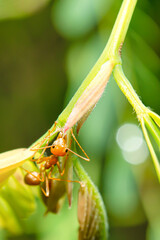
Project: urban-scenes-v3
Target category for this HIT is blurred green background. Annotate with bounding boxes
[0,0,160,239]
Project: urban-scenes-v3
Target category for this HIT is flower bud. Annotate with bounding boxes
[64,60,114,132]
[78,185,106,240]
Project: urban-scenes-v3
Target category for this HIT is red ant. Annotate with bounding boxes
[23,128,89,197]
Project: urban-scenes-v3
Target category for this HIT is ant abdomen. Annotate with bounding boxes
[24,171,41,185]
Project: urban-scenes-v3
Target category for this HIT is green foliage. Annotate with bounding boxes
[0,0,50,20]
[52,0,111,39]
[0,163,37,235]
[0,0,159,239]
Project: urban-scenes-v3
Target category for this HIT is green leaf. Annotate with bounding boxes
[0,162,37,234]
[0,196,22,234]
[140,119,160,183]
[0,170,36,219]
[144,116,160,150]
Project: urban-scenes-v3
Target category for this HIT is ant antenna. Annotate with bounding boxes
[31,122,58,152]
[66,148,89,161]
[32,145,54,150]
[70,128,90,161]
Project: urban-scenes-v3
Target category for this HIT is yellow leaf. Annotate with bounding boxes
[0,148,33,185]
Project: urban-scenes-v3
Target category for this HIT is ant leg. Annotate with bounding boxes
[31,134,57,151]
[30,155,48,164]
[31,130,52,159]
[45,175,49,196]
[48,175,85,188]
[31,155,52,164]
[39,167,50,197]
[32,145,54,150]
[31,132,50,151]
[36,156,51,164]
[37,133,51,158]
[41,175,50,197]
[31,121,58,151]
[31,125,57,162]
[56,161,65,176]
[56,148,69,176]
[30,158,38,162]
[30,134,50,162]
[31,156,55,165]
[47,165,55,179]
[41,187,48,197]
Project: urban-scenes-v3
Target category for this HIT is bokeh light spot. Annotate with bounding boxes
[116,123,149,165]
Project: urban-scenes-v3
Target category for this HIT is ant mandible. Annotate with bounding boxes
[23,127,89,197]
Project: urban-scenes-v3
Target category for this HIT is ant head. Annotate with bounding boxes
[50,137,67,156]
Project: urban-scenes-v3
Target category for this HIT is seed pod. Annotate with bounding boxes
[78,186,88,232]
[78,185,107,240]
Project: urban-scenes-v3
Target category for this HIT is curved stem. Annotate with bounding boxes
[113,64,145,114]
[114,65,160,181]
[58,0,138,127]
[113,64,160,147]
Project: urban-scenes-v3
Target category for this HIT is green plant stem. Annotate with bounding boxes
[114,65,160,181]
[107,0,137,61]
[113,64,146,114]
[113,65,160,145]
[57,0,138,128]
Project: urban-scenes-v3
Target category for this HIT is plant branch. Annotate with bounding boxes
[113,64,146,114]
[57,0,138,128]
[113,64,160,182]
[107,0,137,61]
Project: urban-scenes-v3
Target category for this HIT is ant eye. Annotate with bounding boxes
[52,146,55,148]
[65,149,68,153]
